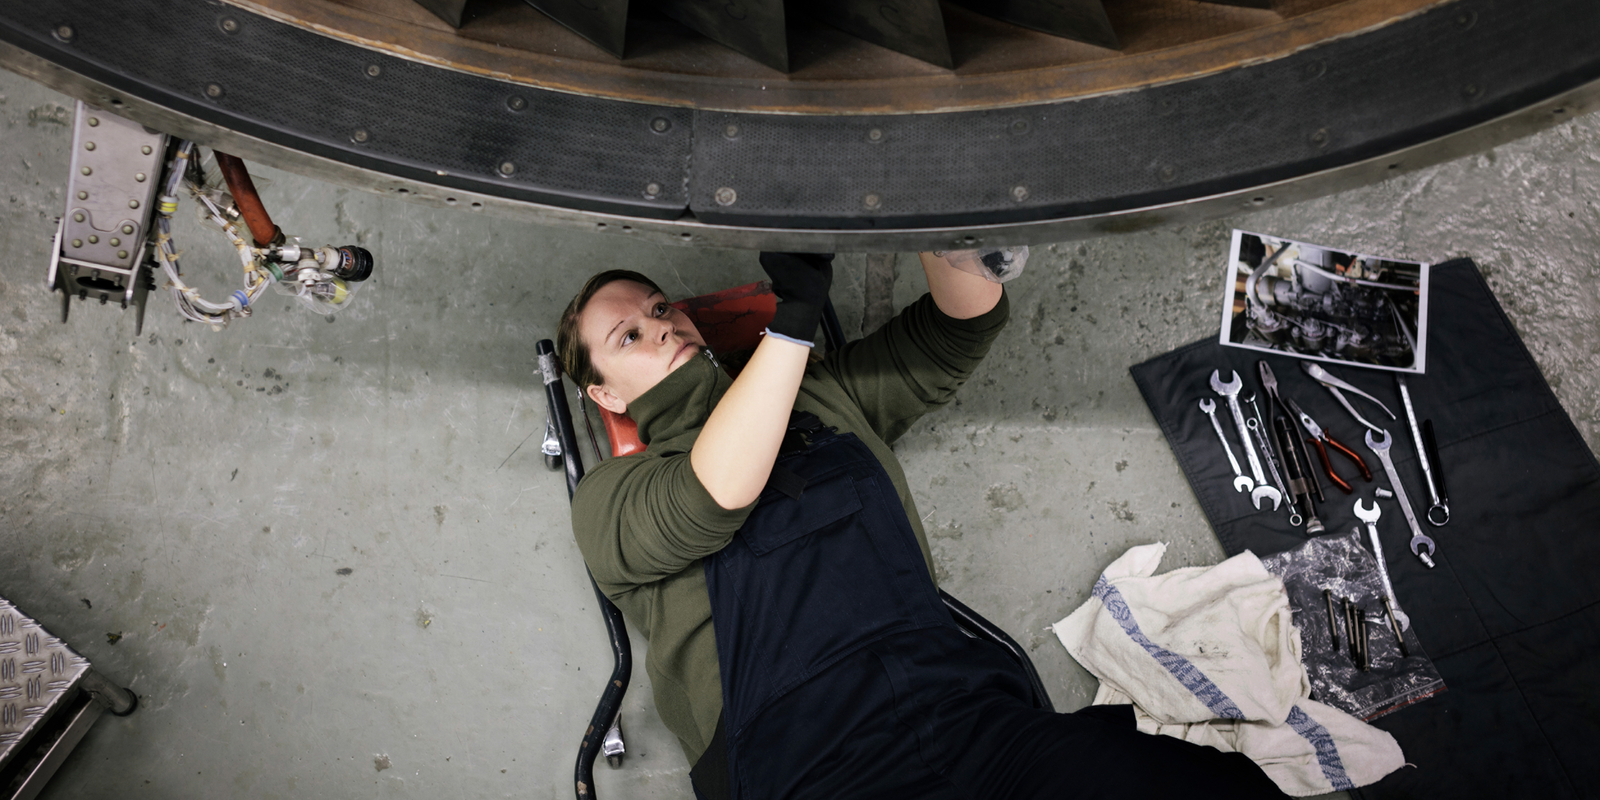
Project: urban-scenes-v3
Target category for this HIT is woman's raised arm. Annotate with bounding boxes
[690,253,834,510]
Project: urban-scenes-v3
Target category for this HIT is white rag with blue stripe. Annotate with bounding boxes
[1053,543,1404,796]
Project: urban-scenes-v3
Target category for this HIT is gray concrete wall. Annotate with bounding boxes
[1,67,1596,799]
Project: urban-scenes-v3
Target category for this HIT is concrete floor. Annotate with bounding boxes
[2,65,1598,800]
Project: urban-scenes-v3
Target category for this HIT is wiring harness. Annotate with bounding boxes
[152,141,372,326]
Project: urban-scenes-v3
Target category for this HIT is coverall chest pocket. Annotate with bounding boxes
[708,435,951,736]
[741,473,862,556]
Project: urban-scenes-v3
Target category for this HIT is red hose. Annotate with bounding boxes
[213,151,281,247]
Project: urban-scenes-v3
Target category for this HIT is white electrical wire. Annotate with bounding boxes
[149,140,283,325]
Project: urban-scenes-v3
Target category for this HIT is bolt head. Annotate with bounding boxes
[87,118,99,127]
[80,167,92,176]
[714,187,737,206]
[724,124,739,139]
[1158,165,1176,182]
[1011,185,1029,202]
[507,96,527,111]
[651,117,671,133]
[84,141,96,151]
[122,224,134,234]
[366,64,381,77]
[1010,119,1030,135]
[644,182,662,198]
[352,129,370,143]
[54,25,74,41]
[863,193,882,209]
[867,128,884,142]
[499,161,517,176]
[129,200,140,209]
[220,18,239,33]
[205,83,224,99]
[77,191,88,200]
[88,235,99,244]
[118,250,129,259]
[71,239,82,248]
[135,172,147,182]
[110,237,120,246]
[1310,129,1329,146]
[73,213,85,223]
[140,145,152,155]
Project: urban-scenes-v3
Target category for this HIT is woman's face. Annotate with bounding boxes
[580,279,706,414]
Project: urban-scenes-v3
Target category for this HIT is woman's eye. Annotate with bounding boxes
[621,330,637,346]
[654,302,669,316]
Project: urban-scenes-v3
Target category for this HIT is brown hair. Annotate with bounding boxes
[556,269,667,391]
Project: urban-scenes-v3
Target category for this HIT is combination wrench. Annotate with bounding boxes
[1200,399,1252,493]
[1211,370,1282,510]
[1365,429,1437,568]
[1246,392,1300,526]
[1353,499,1410,631]
[1396,376,1450,526]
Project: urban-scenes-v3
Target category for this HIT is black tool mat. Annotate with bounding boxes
[1129,259,1600,799]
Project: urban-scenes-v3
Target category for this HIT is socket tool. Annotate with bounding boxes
[1302,362,1396,433]
[1365,429,1437,568]
[1422,420,1451,526]
[1211,370,1282,510]
[1287,399,1372,494]
[1200,398,1252,494]
[1354,499,1410,631]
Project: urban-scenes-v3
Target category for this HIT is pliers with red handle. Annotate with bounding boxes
[1287,399,1372,494]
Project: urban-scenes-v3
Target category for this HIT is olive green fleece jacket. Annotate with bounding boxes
[570,291,1009,767]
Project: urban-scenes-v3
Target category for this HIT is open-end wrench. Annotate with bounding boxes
[1353,499,1410,631]
[1211,370,1282,510]
[1200,399,1252,493]
[1365,429,1437,568]
[1396,376,1450,526]
[1246,392,1301,526]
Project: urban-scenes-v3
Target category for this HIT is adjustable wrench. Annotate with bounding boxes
[1211,370,1282,510]
[1365,429,1437,568]
[1353,499,1410,631]
[1246,392,1300,526]
[1200,399,1252,493]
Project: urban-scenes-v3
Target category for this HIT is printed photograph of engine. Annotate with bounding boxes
[1220,231,1430,373]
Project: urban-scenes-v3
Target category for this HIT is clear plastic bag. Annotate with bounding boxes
[934,246,1029,283]
[1259,531,1446,720]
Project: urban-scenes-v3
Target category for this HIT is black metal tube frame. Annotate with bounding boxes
[538,339,633,800]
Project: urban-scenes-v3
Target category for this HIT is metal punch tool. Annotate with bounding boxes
[1302,362,1396,433]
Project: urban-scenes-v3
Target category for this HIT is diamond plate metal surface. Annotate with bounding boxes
[0,597,91,769]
